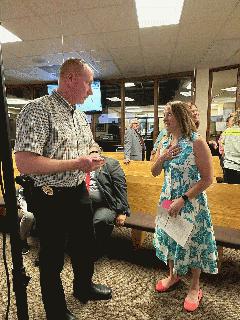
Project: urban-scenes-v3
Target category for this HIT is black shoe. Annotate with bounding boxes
[22,241,30,255]
[64,310,77,320]
[73,283,112,303]
[34,259,40,267]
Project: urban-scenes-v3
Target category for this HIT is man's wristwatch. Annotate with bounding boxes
[181,194,189,202]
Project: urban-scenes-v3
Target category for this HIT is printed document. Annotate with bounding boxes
[155,201,194,247]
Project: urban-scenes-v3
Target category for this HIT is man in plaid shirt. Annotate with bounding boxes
[15,59,112,320]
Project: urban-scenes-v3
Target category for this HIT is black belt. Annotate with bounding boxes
[35,182,84,196]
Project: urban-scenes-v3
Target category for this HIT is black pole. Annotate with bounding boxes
[0,45,29,319]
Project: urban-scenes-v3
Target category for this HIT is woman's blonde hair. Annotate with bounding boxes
[187,101,200,129]
[167,101,197,139]
[232,111,240,126]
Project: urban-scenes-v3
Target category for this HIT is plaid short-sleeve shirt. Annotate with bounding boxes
[15,90,95,187]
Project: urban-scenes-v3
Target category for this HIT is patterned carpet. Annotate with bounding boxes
[0,228,239,320]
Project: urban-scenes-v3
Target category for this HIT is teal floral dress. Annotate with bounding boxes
[153,132,218,276]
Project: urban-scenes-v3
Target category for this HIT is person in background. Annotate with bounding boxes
[124,118,145,164]
[14,58,112,320]
[218,114,235,159]
[187,102,200,129]
[188,102,220,156]
[221,111,240,184]
[17,188,35,255]
[86,143,130,257]
[150,128,167,161]
[151,101,218,312]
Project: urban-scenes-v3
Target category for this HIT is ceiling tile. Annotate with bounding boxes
[3,16,57,41]
[142,46,174,59]
[98,60,121,79]
[103,30,140,49]
[109,46,142,61]
[63,33,106,51]
[86,5,138,33]
[178,21,220,42]
[26,0,133,15]
[0,0,33,20]
[216,17,240,40]
[200,39,240,65]
[40,12,94,38]
[139,25,178,48]
[180,0,239,23]
[2,38,63,58]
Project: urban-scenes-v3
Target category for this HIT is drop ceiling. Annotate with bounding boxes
[0,0,240,85]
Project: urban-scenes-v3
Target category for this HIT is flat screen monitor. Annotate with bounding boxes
[47,80,102,113]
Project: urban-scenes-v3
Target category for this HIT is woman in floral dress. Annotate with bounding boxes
[151,101,218,312]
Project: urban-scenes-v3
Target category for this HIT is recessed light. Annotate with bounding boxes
[125,82,135,87]
[135,0,184,28]
[221,87,237,92]
[0,25,22,43]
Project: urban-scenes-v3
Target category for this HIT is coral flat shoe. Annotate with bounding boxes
[155,277,180,292]
[184,289,203,312]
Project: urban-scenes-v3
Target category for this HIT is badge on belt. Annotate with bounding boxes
[42,186,54,196]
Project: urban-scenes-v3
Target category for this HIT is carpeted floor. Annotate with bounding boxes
[0,228,240,320]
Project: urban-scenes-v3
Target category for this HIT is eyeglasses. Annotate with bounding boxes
[89,151,99,154]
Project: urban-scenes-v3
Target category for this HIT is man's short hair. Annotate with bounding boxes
[59,58,86,78]
[89,143,101,154]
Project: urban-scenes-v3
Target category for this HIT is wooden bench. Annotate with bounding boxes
[125,179,240,268]
[212,156,223,183]
[102,152,124,160]
[125,212,240,249]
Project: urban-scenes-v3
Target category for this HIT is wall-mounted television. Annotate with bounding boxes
[47,80,102,113]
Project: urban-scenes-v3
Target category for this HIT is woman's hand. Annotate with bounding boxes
[168,197,185,218]
[162,145,181,161]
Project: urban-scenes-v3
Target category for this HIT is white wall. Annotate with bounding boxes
[195,68,209,139]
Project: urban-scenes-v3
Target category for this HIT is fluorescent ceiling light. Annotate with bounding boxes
[180,91,191,97]
[125,82,135,87]
[126,109,143,113]
[126,106,140,109]
[135,0,184,28]
[106,97,135,102]
[7,97,31,105]
[221,87,237,92]
[106,97,121,102]
[7,106,21,110]
[0,25,22,43]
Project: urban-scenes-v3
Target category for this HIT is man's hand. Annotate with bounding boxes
[123,159,130,165]
[115,214,126,226]
[76,156,105,172]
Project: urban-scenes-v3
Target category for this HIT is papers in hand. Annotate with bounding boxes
[155,200,194,247]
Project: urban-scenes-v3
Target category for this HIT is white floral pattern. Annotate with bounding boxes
[154,132,218,276]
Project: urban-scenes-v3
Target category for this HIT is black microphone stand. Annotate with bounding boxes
[0,44,29,319]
